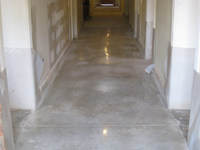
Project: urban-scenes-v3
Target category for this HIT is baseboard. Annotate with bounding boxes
[39,40,73,106]
[152,68,168,107]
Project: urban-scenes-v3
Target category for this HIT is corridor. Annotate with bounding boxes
[11,8,187,150]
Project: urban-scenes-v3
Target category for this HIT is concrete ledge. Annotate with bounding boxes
[39,40,73,107]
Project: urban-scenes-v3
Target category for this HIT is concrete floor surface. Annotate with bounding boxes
[11,8,187,150]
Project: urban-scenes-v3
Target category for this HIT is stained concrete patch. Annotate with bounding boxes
[95,81,115,93]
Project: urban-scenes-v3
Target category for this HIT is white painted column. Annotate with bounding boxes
[1,0,37,109]
[194,1,200,73]
[167,0,198,109]
[145,0,154,60]
[188,0,200,149]
[0,0,14,149]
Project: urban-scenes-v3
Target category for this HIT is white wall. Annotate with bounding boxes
[124,0,129,16]
[0,0,14,149]
[171,0,198,48]
[31,0,74,105]
[1,0,37,109]
[31,0,71,81]
[188,0,200,149]
[145,0,154,60]
[1,0,74,109]
[154,0,172,91]
[167,0,197,109]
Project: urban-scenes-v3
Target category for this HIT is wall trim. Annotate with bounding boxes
[39,40,73,107]
[152,68,166,103]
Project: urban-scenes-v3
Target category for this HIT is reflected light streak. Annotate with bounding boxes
[104,47,109,60]
[79,58,85,60]
[103,129,107,134]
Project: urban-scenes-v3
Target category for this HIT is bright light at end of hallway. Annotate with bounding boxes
[107,33,110,37]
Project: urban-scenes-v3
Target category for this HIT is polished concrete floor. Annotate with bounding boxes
[11,8,187,150]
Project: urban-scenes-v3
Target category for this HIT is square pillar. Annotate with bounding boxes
[1,0,37,110]
[166,0,198,109]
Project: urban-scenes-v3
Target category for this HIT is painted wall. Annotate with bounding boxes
[73,0,83,38]
[166,0,197,109]
[90,0,96,14]
[31,0,74,105]
[121,0,125,14]
[188,0,200,149]
[154,0,172,89]
[1,0,73,109]
[188,72,200,150]
[152,0,197,110]
[139,0,146,49]
[0,1,14,149]
[31,0,71,81]
[133,0,138,38]
[128,0,132,25]
[95,0,100,6]
[77,0,84,34]
[128,0,136,36]
[1,0,37,109]
[144,0,154,60]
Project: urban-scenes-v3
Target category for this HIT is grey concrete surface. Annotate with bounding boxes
[11,8,187,150]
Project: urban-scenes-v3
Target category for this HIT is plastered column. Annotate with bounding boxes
[145,0,154,60]
[167,0,198,109]
[0,0,14,149]
[1,0,37,109]
[188,0,200,149]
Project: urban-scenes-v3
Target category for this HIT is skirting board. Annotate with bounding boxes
[39,40,73,106]
[152,68,167,107]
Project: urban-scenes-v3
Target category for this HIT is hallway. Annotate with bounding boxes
[11,8,187,150]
